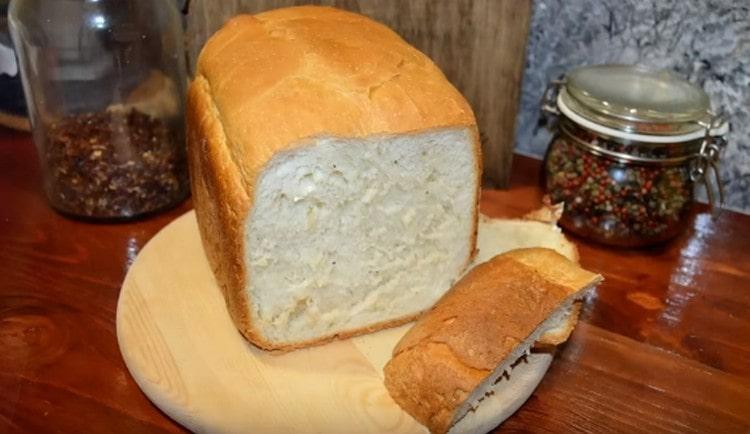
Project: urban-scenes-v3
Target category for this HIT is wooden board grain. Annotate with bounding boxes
[185,0,532,187]
[115,211,579,434]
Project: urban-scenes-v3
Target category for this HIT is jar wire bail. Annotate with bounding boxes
[690,113,727,210]
[541,77,565,116]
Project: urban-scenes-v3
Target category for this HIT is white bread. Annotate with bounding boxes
[384,248,602,434]
[187,6,481,350]
[475,213,578,265]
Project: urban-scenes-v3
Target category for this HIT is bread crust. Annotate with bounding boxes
[187,75,267,346]
[188,6,481,350]
[535,301,582,347]
[383,248,602,434]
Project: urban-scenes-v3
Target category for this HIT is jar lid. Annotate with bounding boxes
[559,64,714,137]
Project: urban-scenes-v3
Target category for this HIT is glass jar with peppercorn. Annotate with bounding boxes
[541,64,728,247]
[9,0,189,220]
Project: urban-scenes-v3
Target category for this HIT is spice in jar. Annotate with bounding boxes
[544,121,694,246]
[44,108,188,219]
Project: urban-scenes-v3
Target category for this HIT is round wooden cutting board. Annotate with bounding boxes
[117,211,570,434]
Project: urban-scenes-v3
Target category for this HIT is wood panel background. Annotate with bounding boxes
[185,0,533,187]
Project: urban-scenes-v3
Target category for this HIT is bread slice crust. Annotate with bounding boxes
[383,248,602,434]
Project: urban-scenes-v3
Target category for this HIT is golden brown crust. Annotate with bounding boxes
[196,6,478,180]
[383,248,601,434]
[504,248,596,290]
[468,129,482,262]
[187,75,268,346]
[189,5,481,350]
[535,301,582,347]
[264,310,422,353]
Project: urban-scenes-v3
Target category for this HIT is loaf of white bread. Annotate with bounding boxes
[384,248,602,434]
[187,6,481,350]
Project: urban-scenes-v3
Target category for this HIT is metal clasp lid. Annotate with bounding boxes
[690,114,728,208]
[541,78,565,116]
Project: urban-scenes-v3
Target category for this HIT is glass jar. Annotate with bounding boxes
[541,65,728,247]
[0,0,28,131]
[9,0,189,220]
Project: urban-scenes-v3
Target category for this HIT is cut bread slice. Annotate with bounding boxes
[447,306,579,434]
[474,213,577,265]
[384,248,602,434]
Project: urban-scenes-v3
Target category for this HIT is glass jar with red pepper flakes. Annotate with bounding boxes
[541,65,728,247]
[9,0,189,220]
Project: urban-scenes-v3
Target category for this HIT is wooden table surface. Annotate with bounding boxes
[1,126,749,433]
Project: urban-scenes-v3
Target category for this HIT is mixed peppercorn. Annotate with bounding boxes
[544,121,695,246]
[43,109,188,219]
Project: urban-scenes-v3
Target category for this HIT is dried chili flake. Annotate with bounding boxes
[44,109,188,219]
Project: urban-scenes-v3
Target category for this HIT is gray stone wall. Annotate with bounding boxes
[516,0,750,213]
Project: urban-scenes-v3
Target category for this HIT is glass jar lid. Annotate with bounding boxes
[559,64,713,136]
